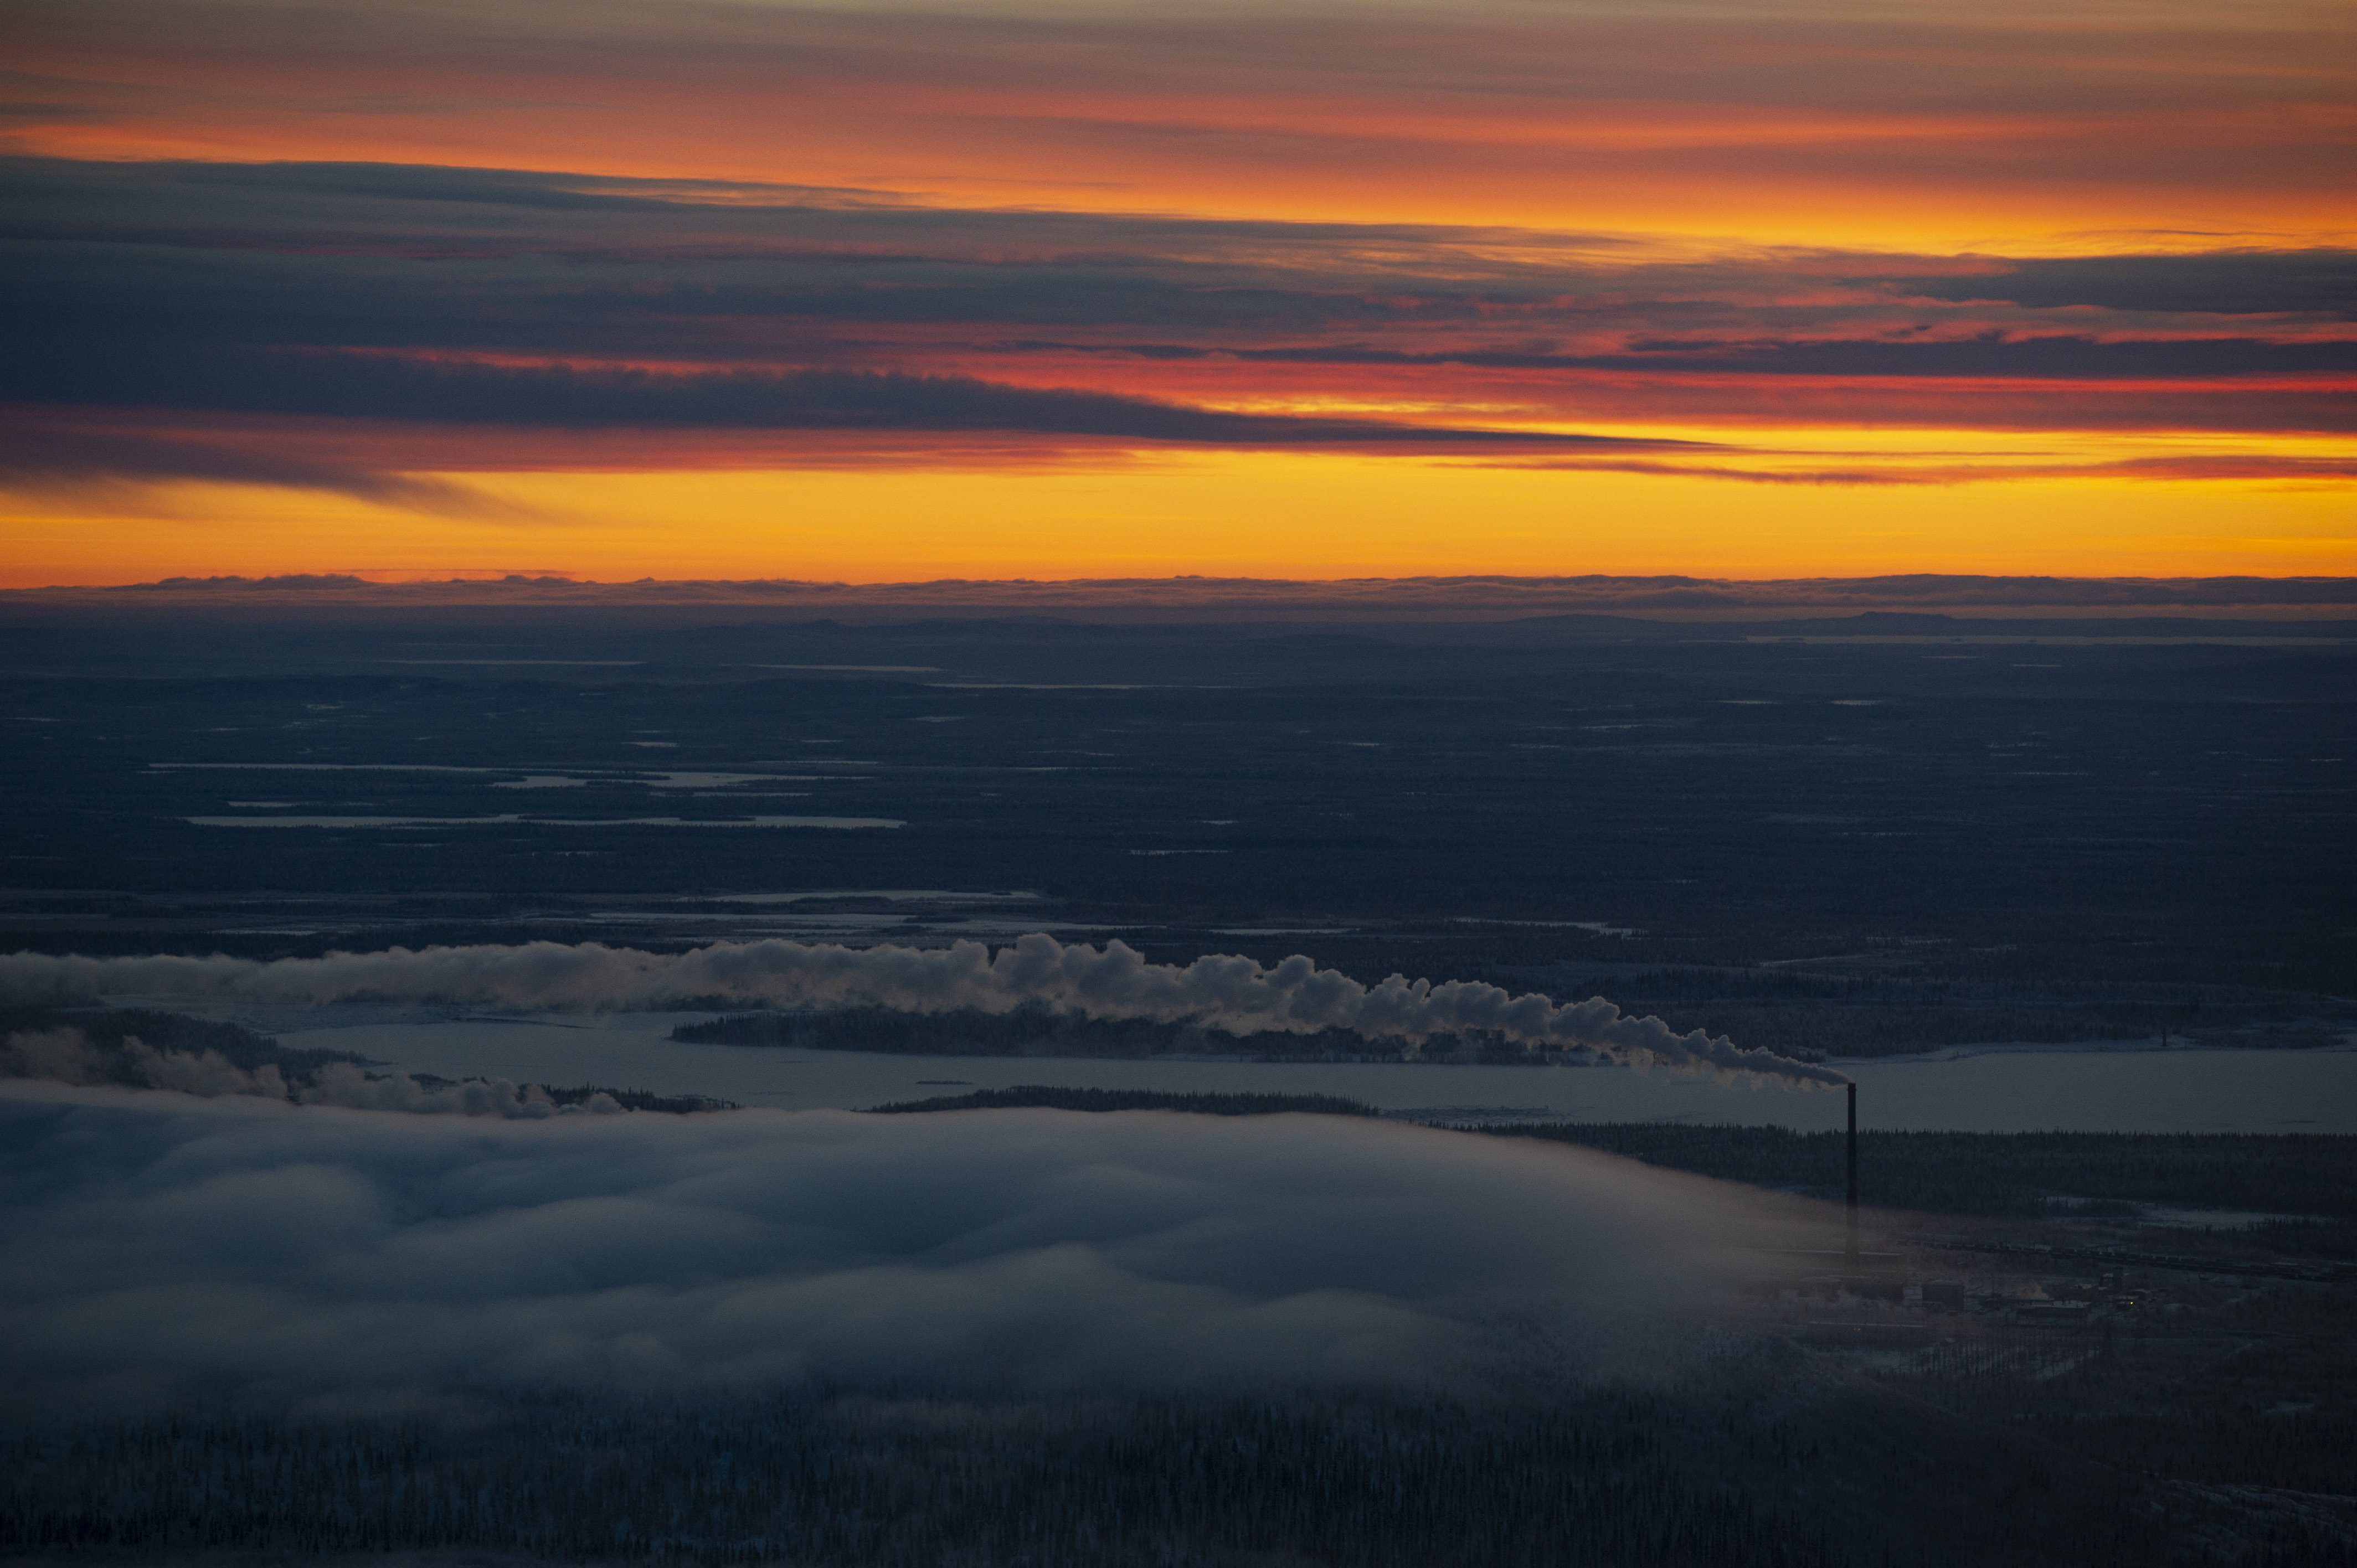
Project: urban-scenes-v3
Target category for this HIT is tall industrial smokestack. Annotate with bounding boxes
[1845,1082,1860,1263]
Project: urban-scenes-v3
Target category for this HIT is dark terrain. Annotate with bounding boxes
[6,1103,2352,1567]
[3,598,2351,1055]
[4,594,2354,1566]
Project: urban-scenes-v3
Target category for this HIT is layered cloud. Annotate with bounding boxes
[6,0,2348,244]
[3,152,2349,507]
[0,0,2349,575]
[0,1082,1780,1411]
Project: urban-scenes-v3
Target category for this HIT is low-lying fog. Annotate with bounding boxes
[0,1083,1802,1415]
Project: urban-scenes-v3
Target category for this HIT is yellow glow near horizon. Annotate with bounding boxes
[7,456,2352,587]
[6,1,2351,581]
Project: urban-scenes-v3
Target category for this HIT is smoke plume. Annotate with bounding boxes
[0,936,1849,1087]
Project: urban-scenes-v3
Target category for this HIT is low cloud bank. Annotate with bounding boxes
[0,1084,1778,1413]
[1,1027,620,1117]
[0,936,1847,1087]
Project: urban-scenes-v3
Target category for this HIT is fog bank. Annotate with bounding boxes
[0,1083,1781,1414]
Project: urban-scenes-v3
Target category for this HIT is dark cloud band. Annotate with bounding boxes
[3,153,2348,486]
[4,349,1702,450]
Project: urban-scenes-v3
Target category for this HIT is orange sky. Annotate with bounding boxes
[2,0,2351,584]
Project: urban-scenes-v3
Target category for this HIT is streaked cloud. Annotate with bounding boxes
[0,0,2348,576]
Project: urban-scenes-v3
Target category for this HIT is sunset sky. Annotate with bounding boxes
[2,0,2351,584]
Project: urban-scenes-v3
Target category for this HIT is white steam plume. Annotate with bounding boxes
[0,935,1849,1087]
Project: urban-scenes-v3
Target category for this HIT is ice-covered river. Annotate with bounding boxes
[204,1007,2357,1133]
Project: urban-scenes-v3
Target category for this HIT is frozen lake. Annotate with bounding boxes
[208,1007,2357,1133]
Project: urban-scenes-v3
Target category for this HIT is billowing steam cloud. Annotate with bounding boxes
[0,1082,1783,1412]
[0,935,1849,1087]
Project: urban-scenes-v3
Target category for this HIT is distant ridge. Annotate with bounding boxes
[6,572,2354,622]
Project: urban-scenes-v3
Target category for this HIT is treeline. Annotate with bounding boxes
[508,1080,735,1115]
[0,1007,725,1114]
[868,1085,1379,1117]
[670,998,2345,1064]
[0,1388,1845,1568]
[14,1377,2348,1567]
[1620,1003,2193,1057]
[1469,966,2349,1056]
[0,1004,366,1076]
[1537,966,2335,1012]
[1476,1123,2357,1222]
